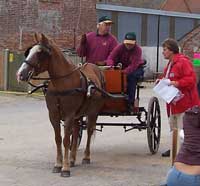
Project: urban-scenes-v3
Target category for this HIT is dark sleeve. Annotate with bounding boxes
[106,44,121,66]
[109,36,118,53]
[76,35,88,57]
[123,46,143,74]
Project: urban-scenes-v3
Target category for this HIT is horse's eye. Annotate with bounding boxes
[24,47,32,57]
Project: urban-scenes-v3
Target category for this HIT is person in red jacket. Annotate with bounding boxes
[159,38,199,163]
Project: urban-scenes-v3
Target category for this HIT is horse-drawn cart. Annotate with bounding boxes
[26,49,161,155]
[75,66,161,154]
[17,35,161,176]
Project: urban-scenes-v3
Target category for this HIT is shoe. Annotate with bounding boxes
[162,149,170,157]
[127,103,134,114]
[160,182,167,186]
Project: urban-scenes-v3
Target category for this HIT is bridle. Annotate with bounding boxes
[24,43,81,81]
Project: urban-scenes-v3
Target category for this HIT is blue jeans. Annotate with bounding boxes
[127,67,144,104]
[166,166,200,186]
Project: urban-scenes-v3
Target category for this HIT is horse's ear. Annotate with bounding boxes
[34,33,40,43]
[40,33,49,45]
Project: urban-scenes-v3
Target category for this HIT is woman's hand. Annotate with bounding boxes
[155,79,160,85]
[170,81,178,87]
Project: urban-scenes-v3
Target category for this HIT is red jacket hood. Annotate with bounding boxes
[173,53,190,64]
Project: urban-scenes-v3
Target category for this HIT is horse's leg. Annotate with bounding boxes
[82,115,97,164]
[61,119,73,177]
[49,117,63,173]
[69,119,80,167]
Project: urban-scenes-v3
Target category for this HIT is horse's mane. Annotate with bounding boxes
[25,33,73,65]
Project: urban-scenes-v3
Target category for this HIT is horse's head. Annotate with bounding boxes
[17,33,51,82]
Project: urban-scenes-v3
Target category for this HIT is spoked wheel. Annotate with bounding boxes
[147,97,161,154]
[70,118,84,150]
[137,107,147,124]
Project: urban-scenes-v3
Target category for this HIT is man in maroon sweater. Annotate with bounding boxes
[76,16,118,65]
[106,32,144,112]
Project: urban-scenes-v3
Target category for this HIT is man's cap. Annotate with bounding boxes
[124,32,136,45]
[98,16,113,24]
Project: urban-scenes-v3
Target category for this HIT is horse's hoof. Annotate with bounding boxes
[52,166,62,173]
[82,158,90,164]
[70,161,75,167]
[61,170,70,177]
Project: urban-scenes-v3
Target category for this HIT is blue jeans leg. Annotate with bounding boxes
[127,73,137,104]
[127,68,144,104]
[166,166,200,186]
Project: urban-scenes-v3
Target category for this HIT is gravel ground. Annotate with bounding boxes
[0,84,171,186]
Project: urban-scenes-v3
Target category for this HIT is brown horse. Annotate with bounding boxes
[16,33,105,177]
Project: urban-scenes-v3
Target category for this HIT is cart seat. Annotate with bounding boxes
[100,62,146,114]
[103,68,127,94]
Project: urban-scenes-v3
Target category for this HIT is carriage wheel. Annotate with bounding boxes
[147,97,161,154]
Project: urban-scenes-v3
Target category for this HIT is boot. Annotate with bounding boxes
[127,103,134,114]
[162,149,170,157]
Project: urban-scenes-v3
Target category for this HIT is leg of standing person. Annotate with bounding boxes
[169,113,184,165]
[197,80,200,97]
[194,66,200,97]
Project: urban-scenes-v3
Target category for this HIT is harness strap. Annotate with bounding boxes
[31,66,81,80]
[24,60,37,68]
[46,70,88,96]
[47,88,86,96]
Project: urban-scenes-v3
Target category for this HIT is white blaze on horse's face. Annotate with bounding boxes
[17,63,28,82]
[26,45,42,61]
[16,45,42,82]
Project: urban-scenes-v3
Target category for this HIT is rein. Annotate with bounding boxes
[28,65,81,81]
[27,67,88,96]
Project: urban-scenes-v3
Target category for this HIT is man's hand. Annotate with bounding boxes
[80,34,87,45]
[96,61,106,66]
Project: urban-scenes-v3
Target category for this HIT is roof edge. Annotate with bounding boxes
[96,4,200,19]
[178,24,200,43]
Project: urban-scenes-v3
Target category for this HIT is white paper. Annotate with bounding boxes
[153,79,179,103]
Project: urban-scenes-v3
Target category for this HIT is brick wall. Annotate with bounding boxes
[179,26,200,59]
[0,0,97,51]
[179,26,200,82]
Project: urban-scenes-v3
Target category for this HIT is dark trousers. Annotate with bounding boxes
[127,67,144,104]
[197,80,200,97]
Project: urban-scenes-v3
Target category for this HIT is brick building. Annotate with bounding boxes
[178,25,200,85]
[0,0,97,51]
[179,25,200,59]
[0,0,200,91]
[1,0,199,52]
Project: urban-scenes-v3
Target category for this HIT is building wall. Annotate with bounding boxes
[179,26,200,60]
[97,8,199,47]
[0,51,4,89]
[96,6,200,75]
[179,26,200,82]
[0,0,97,51]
